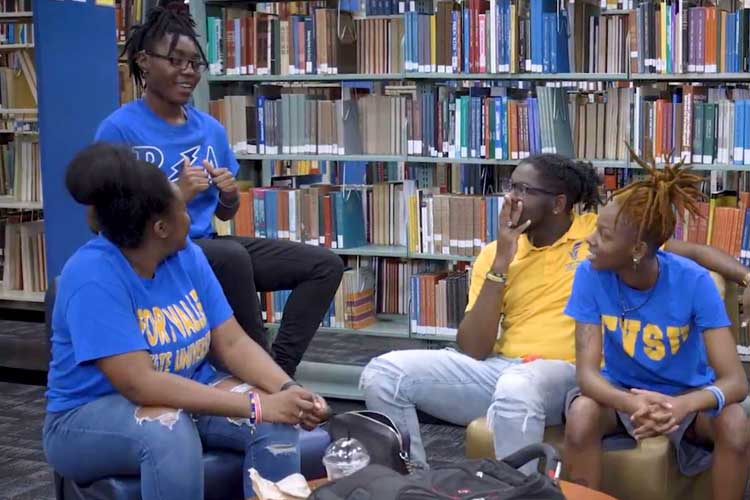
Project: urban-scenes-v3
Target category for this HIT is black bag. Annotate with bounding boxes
[309,444,565,500]
[327,410,411,474]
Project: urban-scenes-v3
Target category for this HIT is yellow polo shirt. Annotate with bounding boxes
[466,212,597,363]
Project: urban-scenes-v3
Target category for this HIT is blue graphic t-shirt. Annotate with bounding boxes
[94,99,240,239]
[46,236,234,413]
[564,251,730,396]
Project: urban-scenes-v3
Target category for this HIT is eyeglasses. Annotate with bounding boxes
[146,51,208,73]
[501,179,561,197]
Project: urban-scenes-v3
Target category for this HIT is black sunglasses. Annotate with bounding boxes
[146,51,208,73]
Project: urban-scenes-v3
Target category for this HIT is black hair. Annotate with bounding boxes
[122,0,208,89]
[520,154,602,211]
[65,143,176,249]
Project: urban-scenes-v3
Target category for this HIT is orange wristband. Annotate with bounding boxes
[521,355,542,363]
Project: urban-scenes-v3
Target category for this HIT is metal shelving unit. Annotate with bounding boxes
[0,198,43,210]
[0,43,33,50]
[630,73,750,82]
[0,11,43,312]
[332,244,407,258]
[191,0,750,398]
[266,313,411,339]
[0,11,32,19]
[0,288,44,303]
[236,153,405,163]
[236,152,750,172]
[210,71,750,84]
[331,244,478,262]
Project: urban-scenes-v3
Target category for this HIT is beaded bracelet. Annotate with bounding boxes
[704,385,726,417]
[254,392,263,424]
[249,392,263,425]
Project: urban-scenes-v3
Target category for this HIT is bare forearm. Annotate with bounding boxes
[716,373,749,405]
[679,375,750,412]
[578,369,635,413]
[457,281,505,359]
[695,247,747,284]
[576,322,635,412]
[697,327,750,412]
[129,371,250,418]
[712,371,747,409]
[677,390,720,414]
[215,192,239,221]
[214,333,292,394]
[666,240,748,284]
[459,196,531,359]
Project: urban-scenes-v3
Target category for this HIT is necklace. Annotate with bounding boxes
[616,260,660,322]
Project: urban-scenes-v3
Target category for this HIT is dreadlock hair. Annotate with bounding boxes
[122,0,208,89]
[520,153,602,211]
[614,144,704,249]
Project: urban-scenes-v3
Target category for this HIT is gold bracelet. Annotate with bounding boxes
[485,271,507,284]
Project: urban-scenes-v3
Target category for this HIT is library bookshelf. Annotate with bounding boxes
[0,2,43,309]
[127,0,750,397]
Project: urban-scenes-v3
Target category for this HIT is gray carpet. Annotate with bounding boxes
[0,380,55,500]
[0,319,464,500]
[0,380,464,500]
[7,323,749,499]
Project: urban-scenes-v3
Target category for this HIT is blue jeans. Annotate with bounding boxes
[43,390,300,499]
[360,348,576,473]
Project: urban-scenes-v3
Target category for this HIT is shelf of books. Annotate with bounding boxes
[0,0,45,307]
[194,0,750,349]
[114,0,144,104]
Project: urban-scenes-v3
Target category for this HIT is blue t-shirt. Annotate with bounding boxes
[46,236,234,413]
[564,251,730,396]
[94,99,240,239]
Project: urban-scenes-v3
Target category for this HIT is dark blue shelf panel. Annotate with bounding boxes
[35,0,119,282]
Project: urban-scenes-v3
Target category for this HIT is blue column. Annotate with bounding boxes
[35,0,119,282]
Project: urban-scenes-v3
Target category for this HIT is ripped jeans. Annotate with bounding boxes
[360,348,576,473]
[43,375,300,499]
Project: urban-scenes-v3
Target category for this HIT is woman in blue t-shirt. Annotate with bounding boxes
[563,157,750,500]
[44,143,330,500]
[94,2,344,379]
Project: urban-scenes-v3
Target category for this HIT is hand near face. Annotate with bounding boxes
[493,195,531,272]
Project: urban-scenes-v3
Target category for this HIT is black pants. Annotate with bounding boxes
[194,236,344,377]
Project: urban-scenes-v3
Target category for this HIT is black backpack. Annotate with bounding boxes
[309,444,565,500]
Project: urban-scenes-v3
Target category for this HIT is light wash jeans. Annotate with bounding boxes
[43,383,300,499]
[360,348,576,474]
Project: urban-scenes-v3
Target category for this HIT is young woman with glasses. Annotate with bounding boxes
[93,3,344,380]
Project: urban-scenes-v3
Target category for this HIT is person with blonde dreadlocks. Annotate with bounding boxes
[362,153,750,474]
[563,157,750,499]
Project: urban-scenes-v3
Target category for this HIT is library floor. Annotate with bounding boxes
[0,321,464,500]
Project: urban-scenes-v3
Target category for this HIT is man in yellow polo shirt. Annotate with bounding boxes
[467,213,594,364]
[360,154,750,472]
